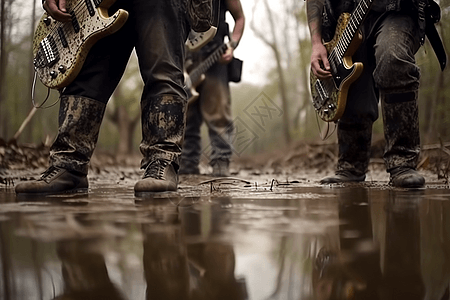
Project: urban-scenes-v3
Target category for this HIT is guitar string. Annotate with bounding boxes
[190,44,228,83]
[315,1,371,113]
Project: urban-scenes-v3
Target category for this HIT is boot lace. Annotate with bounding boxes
[40,166,63,183]
[143,160,169,180]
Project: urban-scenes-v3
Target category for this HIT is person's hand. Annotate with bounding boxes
[311,42,332,79]
[219,45,234,64]
[43,0,71,23]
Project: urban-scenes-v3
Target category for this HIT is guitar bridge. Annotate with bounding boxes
[34,36,60,68]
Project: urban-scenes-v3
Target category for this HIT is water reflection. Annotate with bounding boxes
[312,188,450,300]
[142,197,246,300]
[54,240,126,300]
[0,186,450,300]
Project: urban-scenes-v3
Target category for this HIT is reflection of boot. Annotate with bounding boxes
[135,95,186,194]
[382,92,425,188]
[320,122,372,184]
[15,95,105,195]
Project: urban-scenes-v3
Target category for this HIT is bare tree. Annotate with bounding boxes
[250,0,292,145]
[0,0,8,138]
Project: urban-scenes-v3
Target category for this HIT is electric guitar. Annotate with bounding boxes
[33,0,129,89]
[184,42,229,104]
[310,0,374,122]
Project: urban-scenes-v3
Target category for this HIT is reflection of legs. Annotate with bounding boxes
[337,189,382,299]
[143,225,189,300]
[381,192,425,299]
[200,63,233,177]
[55,241,125,300]
[314,189,382,299]
[188,243,245,300]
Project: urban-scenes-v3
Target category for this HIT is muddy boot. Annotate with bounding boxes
[211,159,230,177]
[15,95,105,195]
[15,166,88,195]
[135,95,186,195]
[320,122,372,184]
[134,159,179,195]
[382,92,425,188]
[389,167,425,188]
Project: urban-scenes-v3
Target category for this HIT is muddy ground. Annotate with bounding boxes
[1,138,449,188]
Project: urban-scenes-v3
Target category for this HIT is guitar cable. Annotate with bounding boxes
[31,71,60,109]
[315,112,337,141]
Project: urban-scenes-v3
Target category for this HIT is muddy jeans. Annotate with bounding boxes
[181,60,233,168]
[58,0,190,172]
[338,11,422,173]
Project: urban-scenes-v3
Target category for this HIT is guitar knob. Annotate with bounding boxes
[44,17,51,26]
[50,71,57,78]
[58,65,66,73]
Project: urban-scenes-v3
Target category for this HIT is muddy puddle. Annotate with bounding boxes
[0,174,449,300]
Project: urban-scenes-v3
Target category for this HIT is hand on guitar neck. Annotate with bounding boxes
[42,0,72,23]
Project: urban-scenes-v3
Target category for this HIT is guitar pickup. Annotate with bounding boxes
[58,27,68,48]
[85,0,95,16]
[313,80,329,109]
[71,11,80,33]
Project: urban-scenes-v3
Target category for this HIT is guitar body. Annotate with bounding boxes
[310,13,364,122]
[33,0,128,89]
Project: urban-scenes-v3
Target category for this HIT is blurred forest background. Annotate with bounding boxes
[1,0,450,165]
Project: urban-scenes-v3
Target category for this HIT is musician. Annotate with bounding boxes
[15,0,209,195]
[179,0,245,177]
[307,0,446,188]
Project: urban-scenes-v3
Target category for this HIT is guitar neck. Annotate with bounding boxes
[335,0,374,58]
[189,43,229,84]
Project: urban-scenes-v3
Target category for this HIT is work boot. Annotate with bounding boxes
[389,167,425,188]
[15,166,88,195]
[211,159,230,177]
[382,91,423,187]
[135,159,178,195]
[320,122,372,184]
[320,170,366,184]
[15,95,105,195]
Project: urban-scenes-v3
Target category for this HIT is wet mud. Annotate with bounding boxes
[0,168,450,300]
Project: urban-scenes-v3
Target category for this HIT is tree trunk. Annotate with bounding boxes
[0,0,7,138]
[250,0,292,145]
[24,0,37,142]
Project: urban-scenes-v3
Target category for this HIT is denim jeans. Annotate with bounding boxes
[338,11,422,172]
[56,0,190,171]
[181,60,233,168]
